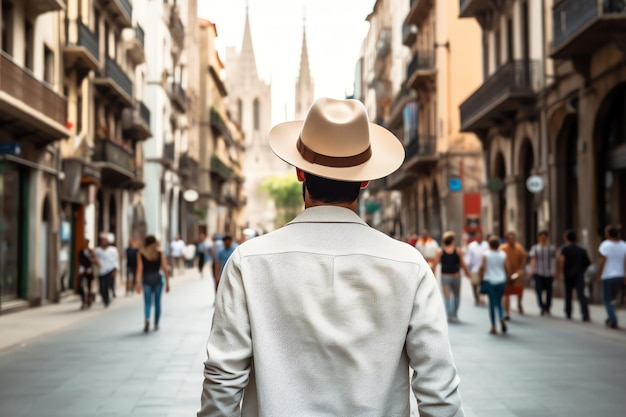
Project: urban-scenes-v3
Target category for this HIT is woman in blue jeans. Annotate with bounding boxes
[479,236,511,335]
[136,235,170,333]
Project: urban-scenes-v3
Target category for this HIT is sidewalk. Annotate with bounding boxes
[0,267,211,353]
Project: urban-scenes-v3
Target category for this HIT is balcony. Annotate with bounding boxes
[168,82,187,112]
[92,138,135,184]
[459,0,494,19]
[95,57,133,105]
[179,153,200,189]
[0,52,68,144]
[386,166,418,190]
[102,0,132,27]
[210,107,235,147]
[551,0,626,60]
[64,19,99,71]
[122,100,151,141]
[166,3,185,47]
[406,0,434,27]
[406,50,436,91]
[402,23,418,46]
[460,60,540,133]
[24,0,65,17]
[123,24,145,64]
[404,135,438,171]
[210,154,235,182]
[162,141,175,168]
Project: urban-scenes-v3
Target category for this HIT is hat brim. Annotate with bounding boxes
[268,121,405,181]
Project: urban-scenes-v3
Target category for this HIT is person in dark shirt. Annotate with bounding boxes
[78,238,97,309]
[125,239,139,295]
[556,230,591,321]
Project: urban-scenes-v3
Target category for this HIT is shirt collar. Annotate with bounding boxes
[287,206,369,227]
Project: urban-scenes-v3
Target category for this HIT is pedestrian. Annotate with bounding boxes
[213,234,236,287]
[479,235,510,335]
[198,98,463,416]
[77,238,97,309]
[499,232,527,320]
[196,233,211,278]
[432,231,471,322]
[415,229,440,270]
[184,242,196,268]
[135,235,170,333]
[465,230,490,305]
[169,235,185,276]
[125,239,139,295]
[94,233,119,307]
[556,230,591,321]
[529,230,556,316]
[596,225,626,329]
[209,233,223,282]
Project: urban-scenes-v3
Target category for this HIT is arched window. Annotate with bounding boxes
[253,98,260,131]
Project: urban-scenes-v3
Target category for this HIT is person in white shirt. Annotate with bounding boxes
[415,229,440,270]
[94,234,120,307]
[479,236,511,335]
[169,236,185,276]
[198,98,463,417]
[465,231,490,305]
[597,225,626,329]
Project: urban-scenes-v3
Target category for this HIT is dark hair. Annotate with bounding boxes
[304,172,361,204]
[223,234,233,241]
[606,225,620,239]
[489,236,500,249]
[538,230,548,237]
[565,229,577,242]
[144,235,157,247]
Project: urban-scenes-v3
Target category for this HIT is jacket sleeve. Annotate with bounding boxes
[406,263,464,417]
[198,249,252,417]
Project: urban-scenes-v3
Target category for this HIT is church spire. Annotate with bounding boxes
[295,13,314,119]
[240,3,259,80]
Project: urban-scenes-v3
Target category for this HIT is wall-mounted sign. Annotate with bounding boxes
[449,177,462,192]
[0,142,20,155]
[526,175,544,193]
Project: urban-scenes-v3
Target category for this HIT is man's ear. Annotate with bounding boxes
[296,168,306,182]
[360,181,369,189]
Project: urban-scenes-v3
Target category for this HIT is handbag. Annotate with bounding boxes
[479,279,490,294]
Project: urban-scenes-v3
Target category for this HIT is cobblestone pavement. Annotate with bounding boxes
[0,272,625,417]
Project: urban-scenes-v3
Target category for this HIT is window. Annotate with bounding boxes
[494,27,501,67]
[24,20,34,70]
[1,2,13,55]
[104,22,110,57]
[253,98,260,131]
[77,88,83,134]
[44,46,54,84]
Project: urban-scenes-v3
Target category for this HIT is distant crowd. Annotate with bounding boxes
[401,225,626,334]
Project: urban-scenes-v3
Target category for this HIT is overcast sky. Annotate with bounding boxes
[198,0,376,124]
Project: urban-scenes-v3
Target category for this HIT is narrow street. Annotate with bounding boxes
[0,274,625,417]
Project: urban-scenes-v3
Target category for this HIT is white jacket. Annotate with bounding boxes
[198,206,463,417]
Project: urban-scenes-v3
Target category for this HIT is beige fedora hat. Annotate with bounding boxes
[269,98,405,181]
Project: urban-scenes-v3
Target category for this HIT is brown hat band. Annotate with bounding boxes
[296,137,372,168]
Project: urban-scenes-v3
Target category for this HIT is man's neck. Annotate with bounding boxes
[305,200,358,213]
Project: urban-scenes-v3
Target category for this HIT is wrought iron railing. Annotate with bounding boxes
[406,49,435,79]
[65,19,99,60]
[93,139,134,172]
[405,135,436,160]
[138,101,150,126]
[460,60,539,126]
[0,52,66,126]
[210,154,235,181]
[163,141,175,164]
[552,0,626,49]
[104,56,133,98]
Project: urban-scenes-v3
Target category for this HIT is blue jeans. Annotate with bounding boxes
[143,283,163,324]
[602,277,624,325]
[441,276,461,318]
[487,282,506,327]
